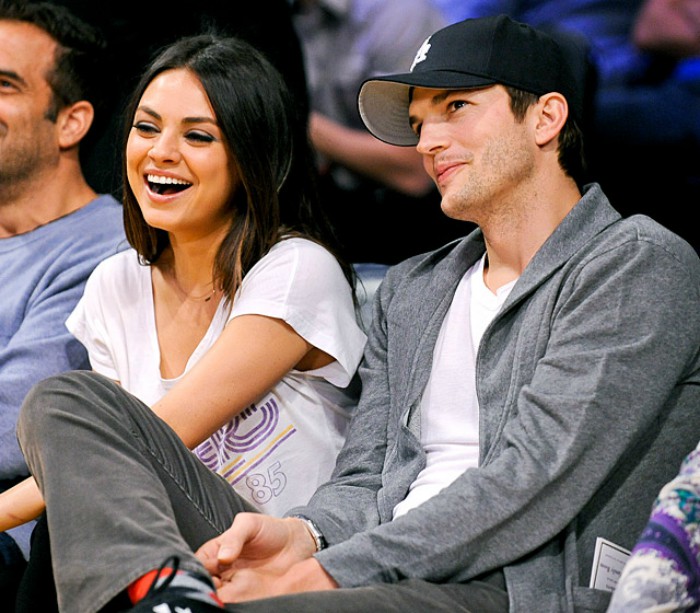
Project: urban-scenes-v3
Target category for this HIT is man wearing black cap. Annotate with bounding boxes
[191,15,700,612]
[10,15,699,613]
[188,15,700,612]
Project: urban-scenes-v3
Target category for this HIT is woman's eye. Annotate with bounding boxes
[133,121,158,135]
[186,131,215,144]
[449,100,469,112]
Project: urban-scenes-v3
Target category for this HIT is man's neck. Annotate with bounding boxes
[0,173,97,238]
[480,178,582,292]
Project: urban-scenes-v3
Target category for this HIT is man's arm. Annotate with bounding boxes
[309,112,434,197]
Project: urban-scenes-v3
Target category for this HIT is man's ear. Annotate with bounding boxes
[533,92,568,147]
[56,100,94,150]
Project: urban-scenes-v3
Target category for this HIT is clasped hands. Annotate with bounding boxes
[195,512,338,603]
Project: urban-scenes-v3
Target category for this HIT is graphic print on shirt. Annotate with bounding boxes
[609,444,700,610]
[194,396,297,506]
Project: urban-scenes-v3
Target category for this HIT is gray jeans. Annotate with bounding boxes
[17,371,507,613]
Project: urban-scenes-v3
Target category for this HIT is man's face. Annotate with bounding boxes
[0,20,61,189]
[408,84,536,226]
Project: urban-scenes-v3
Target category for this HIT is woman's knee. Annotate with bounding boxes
[17,371,113,444]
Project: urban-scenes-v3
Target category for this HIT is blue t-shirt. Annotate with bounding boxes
[0,195,126,480]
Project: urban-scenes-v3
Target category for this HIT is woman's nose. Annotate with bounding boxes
[147,132,182,164]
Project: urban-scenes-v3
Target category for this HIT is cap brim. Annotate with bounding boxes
[358,71,495,146]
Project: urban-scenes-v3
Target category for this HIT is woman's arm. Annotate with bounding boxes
[152,313,328,449]
[0,476,45,532]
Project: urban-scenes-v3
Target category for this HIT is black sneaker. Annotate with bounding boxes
[127,556,224,612]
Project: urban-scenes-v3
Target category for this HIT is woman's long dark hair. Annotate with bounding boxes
[121,33,355,302]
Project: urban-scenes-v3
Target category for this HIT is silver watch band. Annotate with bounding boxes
[292,515,327,552]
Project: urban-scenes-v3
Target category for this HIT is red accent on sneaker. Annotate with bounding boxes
[128,568,177,604]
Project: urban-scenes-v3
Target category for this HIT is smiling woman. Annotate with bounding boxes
[3,33,367,612]
[125,67,238,272]
[84,34,365,480]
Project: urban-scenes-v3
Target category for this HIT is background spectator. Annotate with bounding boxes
[291,0,467,264]
[607,439,700,612]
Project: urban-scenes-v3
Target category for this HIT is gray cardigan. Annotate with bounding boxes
[290,184,700,612]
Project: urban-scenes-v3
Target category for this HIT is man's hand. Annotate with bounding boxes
[195,513,338,602]
[215,556,339,602]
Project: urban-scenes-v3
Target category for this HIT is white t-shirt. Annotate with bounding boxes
[393,254,515,518]
[67,238,367,516]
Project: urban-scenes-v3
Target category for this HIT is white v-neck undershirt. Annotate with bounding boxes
[393,254,516,518]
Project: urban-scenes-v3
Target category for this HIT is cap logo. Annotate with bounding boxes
[410,37,432,72]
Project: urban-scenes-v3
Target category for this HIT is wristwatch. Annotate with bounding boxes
[292,515,327,552]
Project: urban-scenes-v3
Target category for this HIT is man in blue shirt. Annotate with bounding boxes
[0,0,125,587]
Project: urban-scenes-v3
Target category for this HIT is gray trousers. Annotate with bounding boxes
[17,371,508,613]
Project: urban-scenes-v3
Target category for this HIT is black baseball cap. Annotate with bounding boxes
[358,14,583,146]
